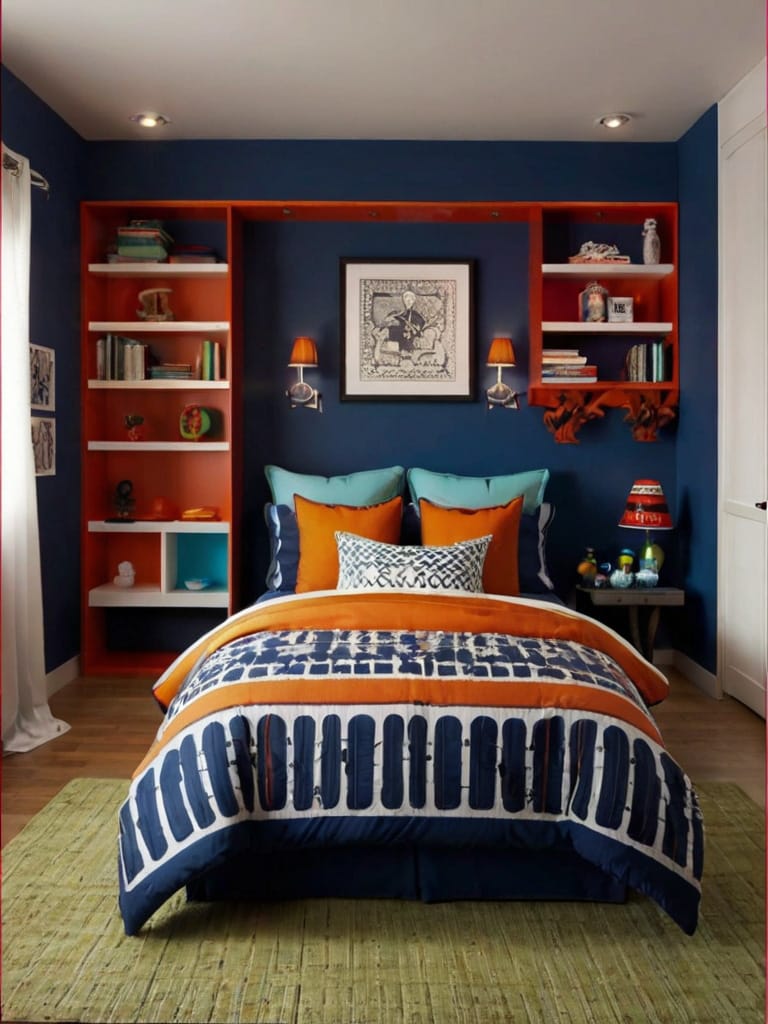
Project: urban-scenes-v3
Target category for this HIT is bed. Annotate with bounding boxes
[117,466,703,937]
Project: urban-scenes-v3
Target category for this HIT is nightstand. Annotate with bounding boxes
[574,586,685,662]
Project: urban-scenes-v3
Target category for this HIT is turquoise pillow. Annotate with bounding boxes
[406,467,549,516]
[265,465,405,511]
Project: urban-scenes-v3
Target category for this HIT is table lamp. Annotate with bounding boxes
[618,479,673,571]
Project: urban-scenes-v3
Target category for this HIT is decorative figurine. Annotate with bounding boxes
[113,560,135,587]
[610,568,635,588]
[617,548,635,572]
[106,479,135,522]
[568,241,630,264]
[137,287,174,321]
[594,562,612,588]
[124,413,145,441]
[635,567,659,588]
[642,218,661,265]
[577,547,598,586]
[579,281,609,322]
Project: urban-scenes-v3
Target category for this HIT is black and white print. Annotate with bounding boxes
[341,260,474,400]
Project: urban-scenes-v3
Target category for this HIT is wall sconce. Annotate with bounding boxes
[485,337,518,409]
[286,336,322,411]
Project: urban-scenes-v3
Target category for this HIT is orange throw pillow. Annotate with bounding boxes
[295,494,403,592]
[419,496,523,596]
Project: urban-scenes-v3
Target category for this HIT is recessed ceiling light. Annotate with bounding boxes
[598,113,631,129]
[129,112,171,128]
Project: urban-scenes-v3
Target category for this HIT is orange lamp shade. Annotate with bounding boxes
[486,337,516,366]
[619,479,673,530]
[288,336,318,367]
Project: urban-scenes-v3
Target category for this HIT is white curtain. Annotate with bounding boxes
[1,145,70,753]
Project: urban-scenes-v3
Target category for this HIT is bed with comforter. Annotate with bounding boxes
[117,587,703,937]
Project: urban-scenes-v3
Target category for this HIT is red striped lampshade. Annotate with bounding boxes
[619,479,673,530]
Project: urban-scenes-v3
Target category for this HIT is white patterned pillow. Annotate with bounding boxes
[335,531,491,592]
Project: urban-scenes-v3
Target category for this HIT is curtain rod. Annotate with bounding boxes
[2,152,51,196]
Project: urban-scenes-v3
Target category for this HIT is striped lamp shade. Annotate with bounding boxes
[619,479,673,530]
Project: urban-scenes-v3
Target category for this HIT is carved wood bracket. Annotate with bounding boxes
[620,389,678,441]
[541,389,678,443]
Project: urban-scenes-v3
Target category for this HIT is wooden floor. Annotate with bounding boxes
[1,665,765,847]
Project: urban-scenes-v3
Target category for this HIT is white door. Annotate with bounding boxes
[718,61,767,718]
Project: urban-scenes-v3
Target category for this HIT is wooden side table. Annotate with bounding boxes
[574,586,685,662]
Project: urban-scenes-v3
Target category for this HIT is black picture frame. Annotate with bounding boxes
[340,258,475,401]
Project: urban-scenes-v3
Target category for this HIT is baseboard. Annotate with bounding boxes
[46,655,80,698]
[669,650,721,699]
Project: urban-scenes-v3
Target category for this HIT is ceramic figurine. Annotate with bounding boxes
[124,413,144,441]
[610,568,634,588]
[579,282,609,322]
[137,287,174,321]
[617,548,635,572]
[594,562,612,588]
[635,568,659,588]
[642,219,661,265]
[113,560,135,587]
[107,479,135,522]
[577,547,598,585]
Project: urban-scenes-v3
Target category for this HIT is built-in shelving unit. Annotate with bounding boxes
[528,203,679,443]
[80,201,242,675]
[79,198,679,674]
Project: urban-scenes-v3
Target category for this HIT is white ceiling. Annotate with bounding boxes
[2,0,765,143]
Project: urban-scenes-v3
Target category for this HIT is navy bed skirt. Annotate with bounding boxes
[186,844,627,905]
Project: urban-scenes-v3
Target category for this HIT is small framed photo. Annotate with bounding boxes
[340,259,475,400]
[29,344,55,411]
[31,416,56,476]
[608,297,634,323]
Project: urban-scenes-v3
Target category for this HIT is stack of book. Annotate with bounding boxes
[625,341,667,382]
[169,244,218,264]
[96,335,148,380]
[541,348,598,384]
[113,220,174,262]
[149,362,194,381]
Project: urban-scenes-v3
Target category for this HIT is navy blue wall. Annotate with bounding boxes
[1,67,85,673]
[82,140,683,610]
[676,107,719,669]
[2,62,720,673]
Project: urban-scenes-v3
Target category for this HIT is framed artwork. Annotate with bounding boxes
[29,343,55,411]
[31,416,56,476]
[341,259,475,400]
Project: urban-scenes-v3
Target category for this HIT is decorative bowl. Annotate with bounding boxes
[184,578,211,591]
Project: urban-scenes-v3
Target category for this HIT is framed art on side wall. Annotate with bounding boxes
[31,416,55,476]
[29,343,55,411]
[341,259,475,400]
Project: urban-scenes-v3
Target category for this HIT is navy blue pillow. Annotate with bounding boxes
[264,501,555,595]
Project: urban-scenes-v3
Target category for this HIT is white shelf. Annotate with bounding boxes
[88,583,229,608]
[88,262,227,277]
[88,321,229,333]
[542,263,674,279]
[88,520,229,533]
[88,379,228,390]
[542,321,673,334]
[88,441,229,452]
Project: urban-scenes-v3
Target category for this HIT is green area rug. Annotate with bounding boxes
[2,779,764,1024]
